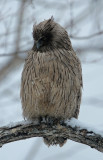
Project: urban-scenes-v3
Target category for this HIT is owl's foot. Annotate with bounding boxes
[60,120,66,126]
[44,116,56,126]
[39,116,59,126]
[38,116,66,126]
[38,116,44,124]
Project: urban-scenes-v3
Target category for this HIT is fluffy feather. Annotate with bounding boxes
[20,17,82,146]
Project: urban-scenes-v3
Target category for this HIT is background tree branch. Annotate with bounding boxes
[0,119,103,153]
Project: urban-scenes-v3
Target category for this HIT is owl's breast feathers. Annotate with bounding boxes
[21,49,82,120]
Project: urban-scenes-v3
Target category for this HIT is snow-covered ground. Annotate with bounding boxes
[0,0,103,159]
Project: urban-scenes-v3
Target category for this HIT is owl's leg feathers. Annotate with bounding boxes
[39,116,62,126]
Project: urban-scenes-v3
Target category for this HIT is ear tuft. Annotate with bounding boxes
[51,16,54,21]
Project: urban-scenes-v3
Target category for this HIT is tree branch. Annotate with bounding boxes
[70,31,103,40]
[0,119,103,152]
[0,49,28,57]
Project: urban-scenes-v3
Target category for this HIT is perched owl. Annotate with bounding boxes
[20,17,82,146]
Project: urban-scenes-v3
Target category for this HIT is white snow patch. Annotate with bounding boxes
[65,118,103,137]
[0,119,40,128]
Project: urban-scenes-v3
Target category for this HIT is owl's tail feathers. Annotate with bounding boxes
[43,137,67,147]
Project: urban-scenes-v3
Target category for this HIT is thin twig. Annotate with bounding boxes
[70,31,103,40]
[0,50,28,57]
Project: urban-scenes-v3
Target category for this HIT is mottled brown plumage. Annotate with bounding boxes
[20,17,82,146]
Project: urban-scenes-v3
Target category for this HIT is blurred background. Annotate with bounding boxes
[0,0,103,159]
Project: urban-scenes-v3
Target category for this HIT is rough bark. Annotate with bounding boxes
[0,119,103,152]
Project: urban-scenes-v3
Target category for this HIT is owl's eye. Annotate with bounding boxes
[39,36,46,41]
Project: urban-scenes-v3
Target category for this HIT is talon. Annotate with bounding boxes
[44,116,55,126]
[60,120,66,126]
[39,116,43,123]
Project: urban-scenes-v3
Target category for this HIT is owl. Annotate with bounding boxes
[20,17,82,146]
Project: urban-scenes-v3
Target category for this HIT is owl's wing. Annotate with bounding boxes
[51,48,82,118]
[51,48,83,88]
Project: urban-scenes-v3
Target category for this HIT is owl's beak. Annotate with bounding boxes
[36,39,43,49]
[36,41,41,49]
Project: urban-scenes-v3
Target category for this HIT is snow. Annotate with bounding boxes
[66,118,103,137]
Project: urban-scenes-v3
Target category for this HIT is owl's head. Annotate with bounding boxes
[33,17,71,51]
